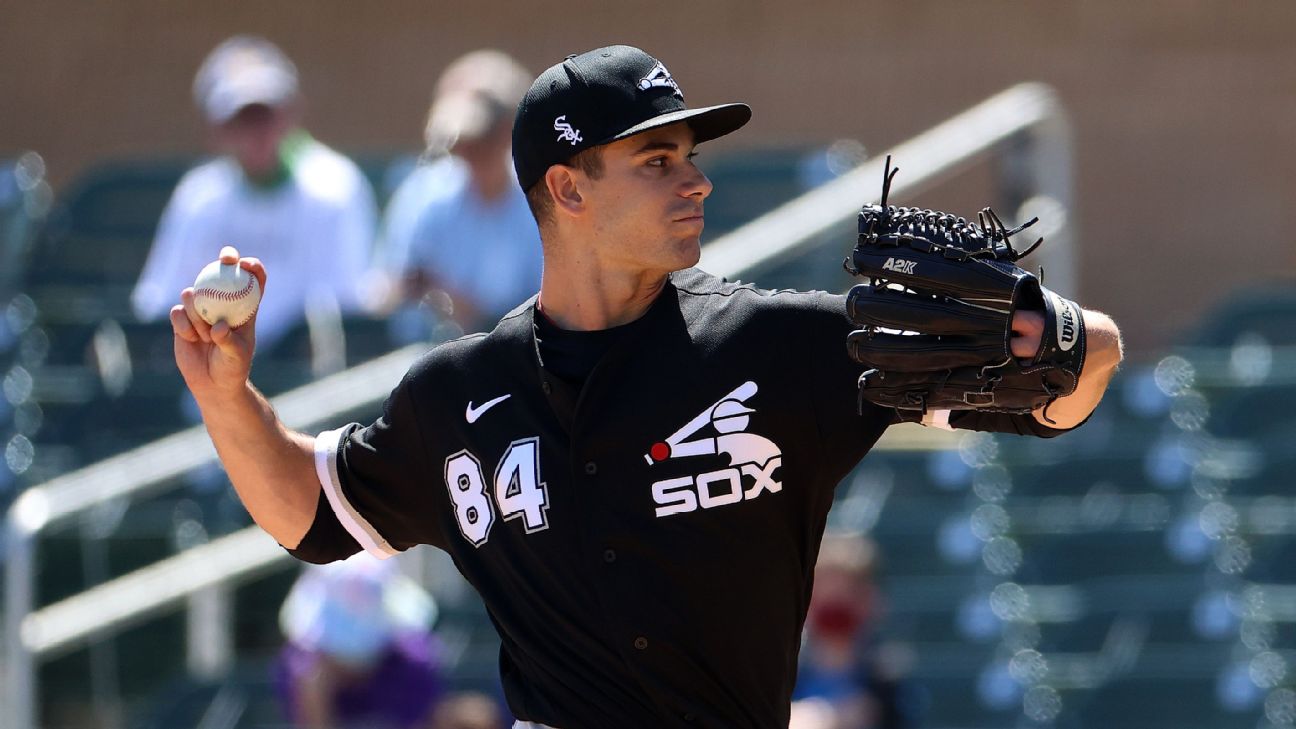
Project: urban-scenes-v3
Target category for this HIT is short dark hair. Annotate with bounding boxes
[524,146,605,227]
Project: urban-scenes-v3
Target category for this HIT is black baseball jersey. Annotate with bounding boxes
[291,268,1069,728]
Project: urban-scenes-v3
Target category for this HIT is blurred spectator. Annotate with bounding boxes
[131,35,378,348]
[377,49,541,336]
[428,692,507,729]
[792,532,920,729]
[275,554,444,729]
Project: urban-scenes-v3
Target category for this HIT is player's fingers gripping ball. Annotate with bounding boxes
[192,253,261,328]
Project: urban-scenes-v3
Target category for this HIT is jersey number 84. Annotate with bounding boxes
[444,437,550,546]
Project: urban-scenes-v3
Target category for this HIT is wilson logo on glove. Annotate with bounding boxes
[1048,290,1080,352]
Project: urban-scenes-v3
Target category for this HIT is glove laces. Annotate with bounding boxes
[852,155,1045,266]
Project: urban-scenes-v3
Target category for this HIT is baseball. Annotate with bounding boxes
[192,257,261,328]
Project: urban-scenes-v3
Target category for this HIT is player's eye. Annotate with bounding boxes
[647,156,668,167]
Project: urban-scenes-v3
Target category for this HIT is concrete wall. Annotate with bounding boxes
[4,0,1294,354]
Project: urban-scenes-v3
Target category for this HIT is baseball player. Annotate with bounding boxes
[170,46,1123,728]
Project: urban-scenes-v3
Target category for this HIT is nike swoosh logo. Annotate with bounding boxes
[466,394,511,423]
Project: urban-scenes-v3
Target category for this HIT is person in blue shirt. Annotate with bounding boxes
[377,50,541,336]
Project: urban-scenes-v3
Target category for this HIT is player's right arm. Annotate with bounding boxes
[170,246,319,549]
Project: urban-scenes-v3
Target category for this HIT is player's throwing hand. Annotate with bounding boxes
[170,245,266,399]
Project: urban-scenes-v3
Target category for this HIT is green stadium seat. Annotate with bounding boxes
[23,317,191,463]
[1009,454,1155,497]
[342,313,400,364]
[1017,530,1182,584]
[1227,450,1296,497]
[1078,663,1246,729]
[21,159,193,323]
[1190,284,1296,348]
[1241,533,1296,583]
[1207,384,1296,443]
[130,659,286,729]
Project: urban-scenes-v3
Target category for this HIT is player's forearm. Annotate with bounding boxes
[197,382,320,549]
[1033,309,1123,429]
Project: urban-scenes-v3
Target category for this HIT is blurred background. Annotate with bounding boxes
[2,1,1295,728]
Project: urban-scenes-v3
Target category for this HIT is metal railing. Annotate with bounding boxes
[3,82,1073,728]
[699,81,1075,296]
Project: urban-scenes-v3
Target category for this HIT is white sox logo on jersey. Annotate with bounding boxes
[637,61,683,98]
[645,380,783,518]
[554,115,583,145]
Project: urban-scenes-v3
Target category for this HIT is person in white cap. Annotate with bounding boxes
[132,35,378,349]
[376,50,541,336]
[273,554,446,728]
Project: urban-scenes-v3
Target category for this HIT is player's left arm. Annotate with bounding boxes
[1011,308,1124,430]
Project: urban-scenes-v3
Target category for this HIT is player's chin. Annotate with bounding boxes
[672,235,703,269]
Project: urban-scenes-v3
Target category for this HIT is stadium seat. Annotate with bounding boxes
[1,154,53,294]
[130,659,284,729]
[22,159,193,322]
[1241,533,1296,583]
[1077,662,1247,729]
[24,317,190,461]
[906,646,1013,727]
[1207,383,1296,443]
[342,313,400,364]
[1017,530,1182,584]
[1015,453,1157,498]
[1189,284,1296,348]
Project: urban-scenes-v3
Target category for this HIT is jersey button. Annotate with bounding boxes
[683,713,696,722]
[603,549,617,563]
[542,380,552,395]
[584,461,598,476]
[633,636,648,650]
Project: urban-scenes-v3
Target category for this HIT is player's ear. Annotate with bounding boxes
[545,165,585,218]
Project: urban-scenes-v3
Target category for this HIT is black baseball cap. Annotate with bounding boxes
[512,45,752,191]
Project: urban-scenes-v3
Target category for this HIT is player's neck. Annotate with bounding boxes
[538,255,668,332]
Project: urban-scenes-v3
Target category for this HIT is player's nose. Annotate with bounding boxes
[682,165,713,201]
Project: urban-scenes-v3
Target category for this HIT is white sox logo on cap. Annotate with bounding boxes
[553,115,583,145]
[512,45,750,192]
[645,380,784,518]
[637,61,682,98]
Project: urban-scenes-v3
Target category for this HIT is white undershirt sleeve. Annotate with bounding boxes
[313,427,401,559]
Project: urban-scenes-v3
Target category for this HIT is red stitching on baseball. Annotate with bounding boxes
[195,274,258,325]
[194,276,257,302]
